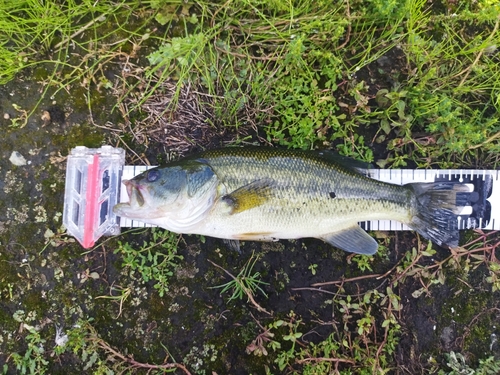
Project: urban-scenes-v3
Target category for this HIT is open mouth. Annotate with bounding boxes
[124,179,144,208]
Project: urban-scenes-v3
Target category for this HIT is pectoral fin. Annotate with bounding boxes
[222,178,274,214]
[321,226,378,255]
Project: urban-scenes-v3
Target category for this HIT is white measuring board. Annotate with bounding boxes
[119,166,500,231]
[361,169,498,231]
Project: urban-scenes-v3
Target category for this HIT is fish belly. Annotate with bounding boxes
[196,195,411,241]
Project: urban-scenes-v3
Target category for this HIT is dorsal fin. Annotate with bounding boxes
[314,150,372,173]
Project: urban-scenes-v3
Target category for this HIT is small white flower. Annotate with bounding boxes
[55,325,68,347]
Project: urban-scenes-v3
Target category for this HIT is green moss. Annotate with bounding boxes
[23,290,49,316]
[53,123,105,149]
[429,267,498,366]
[0,251,18,281]
[0,254,20,332]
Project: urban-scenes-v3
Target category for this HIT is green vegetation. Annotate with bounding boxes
[122,0,500,166]
[438,351,500,375]
[0,0,156,123]
[115,227,183,297]
[210,252,269,311]
[1,0,500,373]
[246,280,401,373]
[6,316,190,374]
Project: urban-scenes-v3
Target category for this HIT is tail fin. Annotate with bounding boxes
[407,182,469,248]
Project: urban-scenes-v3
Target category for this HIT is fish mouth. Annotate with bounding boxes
[113,180,147,218]
[123,179,145,208]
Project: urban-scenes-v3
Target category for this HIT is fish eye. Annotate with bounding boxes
[146,170,160,182]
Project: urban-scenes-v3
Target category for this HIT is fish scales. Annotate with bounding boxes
[113,147,463,255]
[196,147,412,238]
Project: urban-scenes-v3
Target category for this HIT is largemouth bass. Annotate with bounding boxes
[113,147,465,255]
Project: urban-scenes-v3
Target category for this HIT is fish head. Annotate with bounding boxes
[113,161,218,225]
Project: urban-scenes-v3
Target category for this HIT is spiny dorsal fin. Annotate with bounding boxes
[314,150,373,173]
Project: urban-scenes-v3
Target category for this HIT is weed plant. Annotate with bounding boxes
[211,252,268,302]
[2,0,499,163]
[242,231,499,374]
[115,228,183,297]
[127,0,500,166]
[6,317,191,374]
[438,351,500,375]
[0,0,157,123]
[247,287,402,373]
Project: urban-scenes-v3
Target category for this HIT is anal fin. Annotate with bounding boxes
[321,226,378,255]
